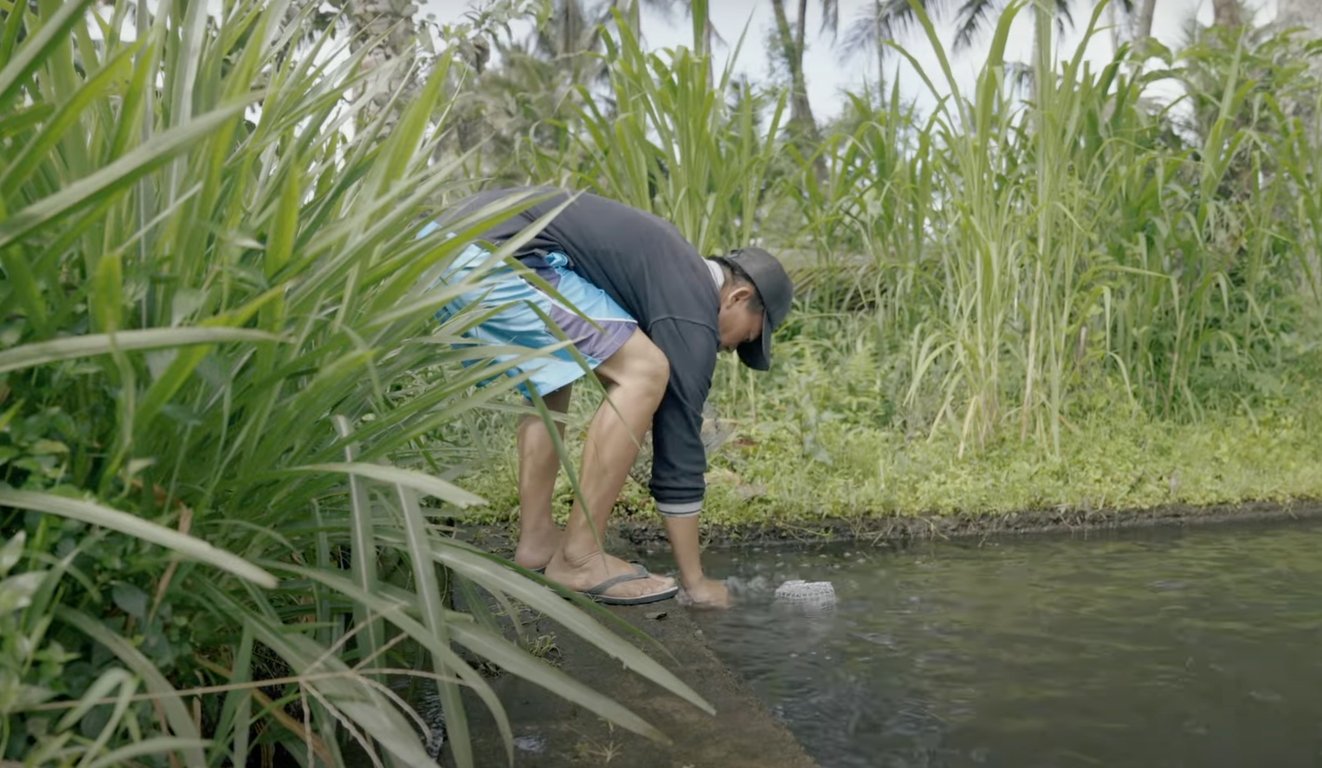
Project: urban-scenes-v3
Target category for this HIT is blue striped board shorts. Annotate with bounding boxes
[420,224,638,399]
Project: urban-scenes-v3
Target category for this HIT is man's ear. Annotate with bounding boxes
[727,284,755,306]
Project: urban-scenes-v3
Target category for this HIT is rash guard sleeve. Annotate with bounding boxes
[643,317,718,516]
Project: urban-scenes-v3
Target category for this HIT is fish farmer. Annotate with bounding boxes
[424,187,793,608]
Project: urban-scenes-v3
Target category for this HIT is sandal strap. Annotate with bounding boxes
[583,564,651,596]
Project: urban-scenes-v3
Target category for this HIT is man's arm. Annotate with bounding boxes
[644,318,728,602]
[664,514,731,607]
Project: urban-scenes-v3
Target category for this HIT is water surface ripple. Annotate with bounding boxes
[693,522,1322,767]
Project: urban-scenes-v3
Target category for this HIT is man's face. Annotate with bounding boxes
[717,284,764,351]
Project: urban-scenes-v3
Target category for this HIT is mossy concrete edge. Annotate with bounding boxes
[463,597,821,767]
[613,498,1322,549]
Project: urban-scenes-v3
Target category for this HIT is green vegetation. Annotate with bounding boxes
[2,0,1320,765]
[1,1,707,765]
[462,0,1322,529]
[470,314,1322,530]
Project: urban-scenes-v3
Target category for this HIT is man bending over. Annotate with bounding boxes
[426,187,793,609]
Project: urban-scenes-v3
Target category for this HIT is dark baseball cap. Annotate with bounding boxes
[727,247,794,371]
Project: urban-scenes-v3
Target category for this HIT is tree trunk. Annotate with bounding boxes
[770,0,818,140]
[794,0,808,62]
[1135,0,1157,43]
[1211,0,1241,29]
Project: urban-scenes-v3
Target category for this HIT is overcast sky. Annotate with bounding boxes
[425,0,1281,119]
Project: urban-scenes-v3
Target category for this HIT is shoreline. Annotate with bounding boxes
[607,497,1322,549]
[457,497,1322,562]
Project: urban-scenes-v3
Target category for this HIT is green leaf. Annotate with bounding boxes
[55,607,207,767]
[84,738,214,768]
[0,571,44,614]
[278,462,486,509]
[380,533,714,716]
[0,101,55,141]
[54,667,136,733]
[0,39,143,196]
[28,439,67,455]
[0,0,96,110]
[240,608,434,768]
[0,489,277,589]
[331,416,384,697]
[0,100,255,250]
[0,327,283,374]
[0,531,23,576]
[397,484,473,768]
[111,582,149,621]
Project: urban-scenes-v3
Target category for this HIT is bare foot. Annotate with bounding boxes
[678,577,732,609]
[544,550,676,601]
[514,527,563,571]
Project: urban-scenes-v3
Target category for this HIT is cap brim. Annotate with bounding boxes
[736,315,773,371]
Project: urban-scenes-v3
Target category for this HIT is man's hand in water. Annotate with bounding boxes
[680,577,732,609]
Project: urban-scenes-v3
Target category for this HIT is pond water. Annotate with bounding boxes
[688,521,1322,768]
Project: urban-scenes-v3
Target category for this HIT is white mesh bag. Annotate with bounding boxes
[774,579,837,611]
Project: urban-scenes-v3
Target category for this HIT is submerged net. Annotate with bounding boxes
[774,579,837,610]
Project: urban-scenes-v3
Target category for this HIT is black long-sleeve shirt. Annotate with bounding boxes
[443,187,719,514]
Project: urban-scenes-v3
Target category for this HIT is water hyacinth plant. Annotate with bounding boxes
[0,1,708,765]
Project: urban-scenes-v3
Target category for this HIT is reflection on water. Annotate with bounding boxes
[692,522,1322,768]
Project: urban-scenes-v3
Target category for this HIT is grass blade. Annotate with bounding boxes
[0,489,277,588]
[0,328,282,374]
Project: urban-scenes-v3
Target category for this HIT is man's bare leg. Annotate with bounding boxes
[544,330,674,599]
[513,385,572,570]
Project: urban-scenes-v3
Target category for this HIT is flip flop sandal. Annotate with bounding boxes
[531,560,653,577]
[580,563,679,606]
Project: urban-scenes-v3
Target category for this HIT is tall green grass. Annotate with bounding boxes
[1,2,708,765]
[4,0,1319,759]
[773,0,1321,455]
[457,0,1319,461]
[554,13,787,256]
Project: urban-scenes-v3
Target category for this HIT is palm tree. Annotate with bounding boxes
[1132,0,1157,43]
[769,0,837,143]
[442,0,605,165]
[863,0,1075,52]
[537,0,689,88]
[836,1,900,95]
[833,0,1109,103]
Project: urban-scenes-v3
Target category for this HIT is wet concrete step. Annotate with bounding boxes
[463,599,820,768]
